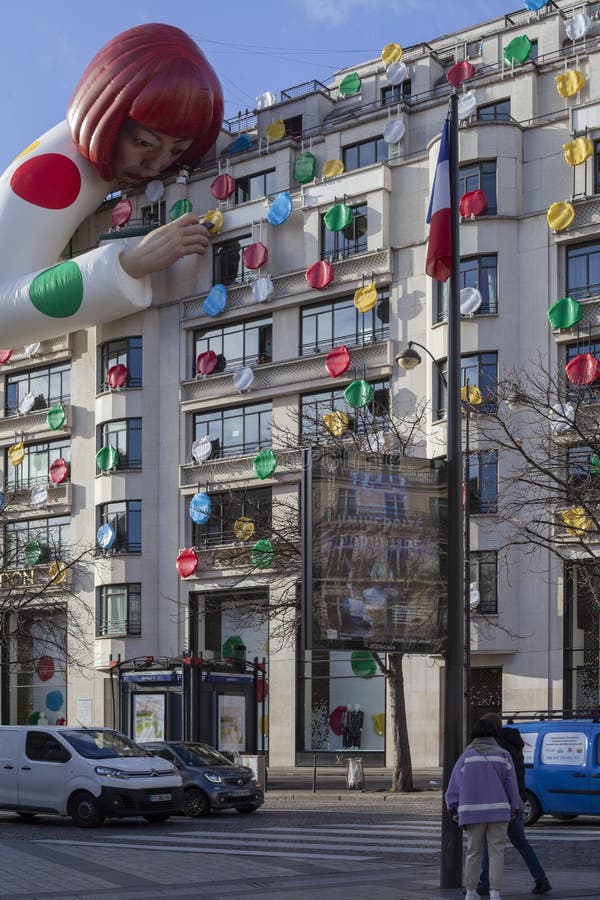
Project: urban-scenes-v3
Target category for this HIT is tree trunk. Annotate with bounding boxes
[388,652,414,792]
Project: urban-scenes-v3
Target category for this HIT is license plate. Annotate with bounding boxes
[231,789,251,797]
[150,793,171,802]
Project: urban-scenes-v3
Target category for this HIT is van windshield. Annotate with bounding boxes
[62,729,148,759]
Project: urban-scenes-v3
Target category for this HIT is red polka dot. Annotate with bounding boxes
[10,154,81,209]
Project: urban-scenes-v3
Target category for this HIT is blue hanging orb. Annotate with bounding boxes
[97,523,116,550]
[202,284,228,317]
[525,0,549,9]
[266,191,293,226]
[189,492,211,525]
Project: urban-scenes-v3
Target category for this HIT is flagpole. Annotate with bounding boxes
[440,89,465,890]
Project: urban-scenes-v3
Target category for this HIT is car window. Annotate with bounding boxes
[175,743,233,767]
[62,729,147,759]
[25,731,71,763]
[149,748,176,763]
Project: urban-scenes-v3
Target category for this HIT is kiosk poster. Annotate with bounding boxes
[304,448,447,652]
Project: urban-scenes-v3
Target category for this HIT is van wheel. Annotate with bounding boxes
[182,787,210,818]
[69,791,105,828]
[523,791,542,826]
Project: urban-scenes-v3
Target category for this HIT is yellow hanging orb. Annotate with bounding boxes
[265,119,286,142]
[234,516,255,541]
[354,283,378,313]
[372,712,385,737]
[562,137,594,167]
[547,201,575,232]
[382,42,403,67]
[8,441,25,466]
[562,506,593,537]
[203,209,224,234]
[461,385,483,405]
[322,159,345,179]
[49,561,67,584]
[323,410,350,437]
[555,69,586,98]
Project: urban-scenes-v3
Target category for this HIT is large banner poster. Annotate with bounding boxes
[304,449,447,653]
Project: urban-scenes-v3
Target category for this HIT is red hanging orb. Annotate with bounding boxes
[446,60,476,88]
[0,350,13,365]
[459,189,488,218]
[196,350,219,375]
[306,260,334,290]
[107,363,129,389]
[325,345,351,378]
[49,458,69,485]
[565,353,600,385]
[210,173,236,200]
[257,678,269,703]
[176,548,199,578]
[35,655,55,682]
[328,705,348,736]
[242,242,269,270]
[111,198,133,227]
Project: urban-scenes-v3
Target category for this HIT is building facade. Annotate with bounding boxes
[1,0,598,765]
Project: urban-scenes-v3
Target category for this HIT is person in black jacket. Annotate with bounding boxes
[477,713,552,896]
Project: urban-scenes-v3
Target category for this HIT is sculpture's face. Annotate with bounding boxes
[112,119,192,184]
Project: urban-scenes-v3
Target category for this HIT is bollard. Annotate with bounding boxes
[346,757,364,790]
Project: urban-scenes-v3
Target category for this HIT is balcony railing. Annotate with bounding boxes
[180,447,304,489]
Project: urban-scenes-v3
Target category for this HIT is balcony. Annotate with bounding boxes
[0,334,71,368]
[0,404,72,443]
[180,447,303,489]
[2,482,72,518]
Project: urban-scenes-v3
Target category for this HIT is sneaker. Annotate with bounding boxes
[532,879,552,895]
[489,891,502,900]
[465,892,478,900]
[476,887,490,897]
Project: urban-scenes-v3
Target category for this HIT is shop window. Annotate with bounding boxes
[97,500,142,553]
[4,515,70,569]
[477,99,511,122]
[437,255,497,323]
[437,352,498,419]
[96,584,141,637]
[300,290,389,355]
[564,564,600,711]
[458,160,497,215]
[235,169,276,204]
[566,241,600,299]
[191,487,272,548]
[342,138,388,172]
[5,438,71,492]
[99,336,142,391]
[98,418,142,469]
[470,551,498,614]
[193,317,272,376]
[321,203,368,262]
[5,362,71,418]
[193,401,272,458]
[213,234,253,286]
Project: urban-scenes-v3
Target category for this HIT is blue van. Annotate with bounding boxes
[512,718,600,825]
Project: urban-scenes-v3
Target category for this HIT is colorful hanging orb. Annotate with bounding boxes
[234,516,255,541]
[351,650,377,678]
[24,540,43,565]
[555,69,586,98]
[458,90,477,121]
[324,203,353,233]
[191,436,213,464]
[459,189,488,218]
[95,445,120,472]
[252,538,274,568]
[565,352,600,385]
[372,712,385,737]
[31,486,48,508]
[0,349,13,364]
[525,0,549,9]
[251,275,274,303]
[189,492,211,525]
[47,402,66,431]
[562,506,593,536]
[202,284,228,317]
[382,43,403,67]
[306,260,334,290]
[215,354,227,373]
[253,448,277,480]
[203,209,224,235]
[504,35,532,65]
[470,582,481,610]
[550,402,575,432]
[169,198,193,221]
[8,441,25,466]
[210,172,236,200]
[35,655,55,681]
[447,60,476,88]
[176,548,199,578]
[325,345,351,378]
[547,296,582,329]
[18,392,35,414]
[24,343,41,358]
[294,152,316,185]
[323,410,350,437]
[49,458,69,485]
[111,198,132,227]
[256,90,277,109]
[322,159,345,179]
[591,454,600,475]
[344,379,374,409]
[461,385,483,405]
[48,561,67,584]
[107,363,128,389]
[386,60,407,86]
[460,287,483,315]
[196,350,218,375]
[266,191,293,226]
[45,690,64,712]
[265,118,286,142]
[97,523,116,550]
[547,201,575,232]
[145,180,164,203]
[243,242,269,270]
[354,283,378,313]
[233,365,254,391]
[339,72,362,97]
[383,119,405,144]
[565,12,592,41]
[563,137,593,167]
[227,133,252,155]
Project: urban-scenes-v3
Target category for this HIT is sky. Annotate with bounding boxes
[0,0,516,171]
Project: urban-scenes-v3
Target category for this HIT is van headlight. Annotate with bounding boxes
[204,772,223,783]
[95,766,130,779]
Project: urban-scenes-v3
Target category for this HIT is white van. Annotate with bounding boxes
[0,726,183,827]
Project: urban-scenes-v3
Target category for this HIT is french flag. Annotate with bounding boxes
[426,118,452,283]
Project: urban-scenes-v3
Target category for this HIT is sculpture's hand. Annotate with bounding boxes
[119,212,210,279]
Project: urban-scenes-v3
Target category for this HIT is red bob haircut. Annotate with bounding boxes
[67,23,224,181]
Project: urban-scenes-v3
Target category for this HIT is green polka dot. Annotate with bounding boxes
[29,261,83,319]
[169,199,193,221]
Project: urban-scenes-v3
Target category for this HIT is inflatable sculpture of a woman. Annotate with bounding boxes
[0,23,223,348]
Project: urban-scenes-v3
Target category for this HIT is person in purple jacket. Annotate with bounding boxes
[445,717,521,900]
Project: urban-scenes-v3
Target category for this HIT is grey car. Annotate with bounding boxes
[140,741,264,817]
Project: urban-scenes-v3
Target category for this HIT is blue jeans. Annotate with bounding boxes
[480,812,546,888]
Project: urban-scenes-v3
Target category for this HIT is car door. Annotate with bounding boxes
[18,730,70,813]
[590,729,600,815]
[0,730,20,807]
[536,728,591,816]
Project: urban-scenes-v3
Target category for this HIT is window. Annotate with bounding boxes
[141,201,166,227]
[567,446,594,495]
[191,487,272,547]
[594,142,600,195]
[4,516,70,568]
[343,138,388,172]
[468,451,498,514]
[99,337,142,391]
[321,203,368,262]
[213,234,253,286]
[477,99,511,122]
[437,256,497,322]
[529,39,538,60]
[381,81,411,105]
[193,317,272,375]
[301,380,389,440]
[567,242,600,299]
[565,341,600,404]
[25,732,70,763]
[98,500,142,553]
[98,419,142,469]
[437,352,498,419]
[284,115,303,141]
[5,438,71,491]
[235,169,276,204]
[5,362,70,417]
[193,401,272,458]
[96,584,141,637]
[300,290,390,354]
[466,39,483,59]
[459,161,497,215]
[470,551,498,614]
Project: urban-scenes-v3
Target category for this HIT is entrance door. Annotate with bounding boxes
[0,730,19,806]
[470,667,502,727]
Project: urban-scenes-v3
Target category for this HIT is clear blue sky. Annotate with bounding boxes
[0,0,514,171]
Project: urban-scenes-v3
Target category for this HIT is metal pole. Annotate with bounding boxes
[464,406,472,742]
[440,90,465,890]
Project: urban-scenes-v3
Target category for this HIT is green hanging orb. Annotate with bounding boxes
[46,402,66,431]
[504,35,532,65]
[324,203,353,233]
[344,379,374,409]
[547,297,582,330]
[339,72,362,96]
[294,152,316,185]
[351,650,377,678]
[252,538,274,569]
[95,445,120,472]
[222,635,246,661]
[591,454,600,475]
[169,198,193,221]
[253,448,277,480]
[24,540,43,565]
